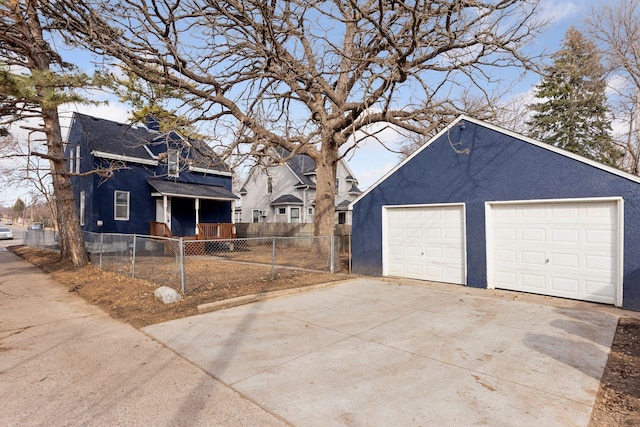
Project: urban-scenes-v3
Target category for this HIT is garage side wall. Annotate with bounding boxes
[351,122,640,310]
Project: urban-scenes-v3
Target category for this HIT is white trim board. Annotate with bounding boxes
[350,115,640,209]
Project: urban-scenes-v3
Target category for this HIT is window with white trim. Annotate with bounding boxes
[69,148,74,172]
[79,191,85,226]
[290,207,300,223]
[308,207,314,215]
[338,211,346,224]
[75,145,81,173]
[168,149,179,177]
[267,176,273,193]
[278,207,286,215]
[252,209,260,223]
[114,191,130,221]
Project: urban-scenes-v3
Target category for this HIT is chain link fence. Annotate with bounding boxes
[23,231,340,294]
[22,229,59,250]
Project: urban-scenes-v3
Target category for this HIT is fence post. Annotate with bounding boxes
[330,235,336,274]
[131,234,137,278]
[99,232,103,269]
[179,237,185,294]
[271,237,276,280]
[348,233,352,274]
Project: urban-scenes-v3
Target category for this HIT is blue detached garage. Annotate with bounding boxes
[351,116,640,311]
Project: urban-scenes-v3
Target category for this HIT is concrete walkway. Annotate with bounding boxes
[0,249,287,426]
[144,277,624,427]
[0,246,630,426]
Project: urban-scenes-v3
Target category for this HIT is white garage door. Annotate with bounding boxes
[488,199,621,304]
[384,204,465,284]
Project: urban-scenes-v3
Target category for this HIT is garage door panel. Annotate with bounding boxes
[521,273,546,289]
[488,200,619,304]
[385,205,465,284]
[521,250,546,266]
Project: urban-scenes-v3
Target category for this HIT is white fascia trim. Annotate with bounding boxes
[485,196,624,205]
[92,150,158,166]
[188,165,233,177]
[459,115,640,185]
[151,191,237,201]
[143,144,159,160]
[350,114,640,209]
[484,196,624,307]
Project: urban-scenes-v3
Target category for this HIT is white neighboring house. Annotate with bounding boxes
[239,148,361,225]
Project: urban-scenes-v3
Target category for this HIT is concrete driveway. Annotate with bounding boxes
[143,278,620,426]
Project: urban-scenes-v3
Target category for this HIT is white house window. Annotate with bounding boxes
[267,176,273,193]
[75,145,81,173]
[290,207,300,223]
[69,148,74,172]
[252,209,261,223]
[234,210,242,223]
[335,178,340,192]
[168,149,179,177]
[114,191,130,221]
[308,207,314,215]
[278,207,286,215]
[79,191,85,226]
[338,211,346,225]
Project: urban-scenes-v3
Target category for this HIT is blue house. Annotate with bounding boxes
[351,116,640,311]
[66,113,238,237]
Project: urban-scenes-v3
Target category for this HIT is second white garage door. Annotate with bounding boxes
[487,199,622,305]
[383,204,465,284]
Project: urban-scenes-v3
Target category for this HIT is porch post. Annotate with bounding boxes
[231,200,236,224]
[195,198,200,235]
[163,195,168,224]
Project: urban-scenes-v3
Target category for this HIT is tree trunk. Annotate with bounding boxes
[312,141,338,257]
[42,107,89,268]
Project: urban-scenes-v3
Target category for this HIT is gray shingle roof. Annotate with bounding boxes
[147,178,238,200]
[270,194,303,205]
[71,113,231,173]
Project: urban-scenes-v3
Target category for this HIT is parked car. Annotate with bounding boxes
[0,227,14,240]
[4,220,12,225]
[28,223,43,230]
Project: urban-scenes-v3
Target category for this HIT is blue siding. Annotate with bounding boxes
[67,114,235,236]
[352,120,640,311]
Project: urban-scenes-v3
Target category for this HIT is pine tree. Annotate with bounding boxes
[528,27,621,166]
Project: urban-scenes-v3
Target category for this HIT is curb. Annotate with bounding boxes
[197,278,352,314]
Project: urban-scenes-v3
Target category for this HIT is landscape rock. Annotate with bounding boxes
[154,286,181,304]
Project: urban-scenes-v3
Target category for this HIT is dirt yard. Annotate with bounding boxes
[9,246,640,427]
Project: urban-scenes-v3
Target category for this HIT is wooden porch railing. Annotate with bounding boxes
[150,221,236,240]
[150,221,173,238]
[197,223,236,240]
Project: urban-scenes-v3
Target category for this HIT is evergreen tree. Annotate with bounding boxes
[12,197,25,220]
[528,27,621,166]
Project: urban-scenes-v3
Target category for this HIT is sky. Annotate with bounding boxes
[0,0,602,207]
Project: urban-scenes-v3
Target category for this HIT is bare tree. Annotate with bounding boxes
[586,0,640,174]
[0,0,92,266]
[47,0,545,239]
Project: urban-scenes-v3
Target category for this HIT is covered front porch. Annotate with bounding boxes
[147,177,238,238]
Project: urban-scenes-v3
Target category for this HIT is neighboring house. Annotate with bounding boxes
[66,112,238,236]
[351,115,640,311]
[239,147,361,225]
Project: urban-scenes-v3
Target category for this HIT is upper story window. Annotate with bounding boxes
[69,147,74,172]
[267,176,273,193]
[168,149,179,177]
[114,190,130,221]
[75,145,81,173]
[335,178,340,192]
